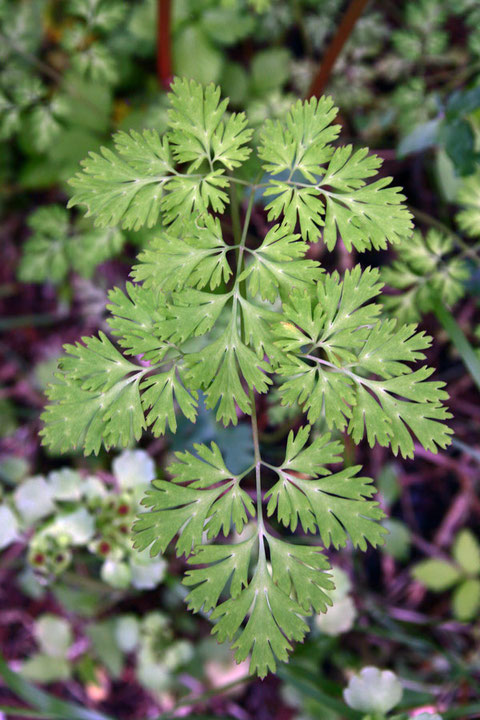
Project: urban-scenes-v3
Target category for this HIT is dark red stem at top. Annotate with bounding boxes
[157,0,172,89]
[308,0,369,98]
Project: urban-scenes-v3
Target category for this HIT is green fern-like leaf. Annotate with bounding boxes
[40,333,147,454]
[185,318,272,425]
[274,266,453,457]
[41,79,452,677]
[259,98,414,249]
[134,443,255,556]
[41,331,197,454]
[265,427,386,549]
[239,223,322,302]
[68,78,252,231]
[167,77,253,171]
[68,130,174,230]
[68,0,126,32]
[106,283,168,363]
[131,216,232,291]
[211,552,310,678]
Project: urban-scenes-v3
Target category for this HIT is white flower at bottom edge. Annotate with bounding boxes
[343,666,403,714]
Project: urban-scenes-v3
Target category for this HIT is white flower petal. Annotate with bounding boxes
[43,507,95,545]
[49,469,82,501]
[343,666,403,713]
[14,476,55,524]
[0,505,19,548]
[130,555,166,590]
[112,450,155,490]
[315,595,356,636]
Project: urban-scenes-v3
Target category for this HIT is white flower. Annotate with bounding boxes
[44,508,95,545]
[101,559,132,589]
[315,594,357,636]
[114,615,140,653]
[414,714,443,720]
[112,450,155,490]
[49,469,82,501]
[130,551,166,590]
[343,666,403,714]
[81,475,107,501]
[0,505,19,548]
[14,476,55,524]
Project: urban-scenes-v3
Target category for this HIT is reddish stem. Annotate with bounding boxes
[157,0,172,89]
[308,0,369,98]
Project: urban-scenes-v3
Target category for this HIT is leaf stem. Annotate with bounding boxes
[232,183,260,335]
[231,185,257,299]
[249,387,265,536]
[143,352,183,375]
[229,180,242,246]
[0,313,67,331]
[231,179,266,544]
[451,438,480,463]
[302,353,369,387]
[240,185,257,248]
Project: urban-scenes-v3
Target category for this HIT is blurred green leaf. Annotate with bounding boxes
[53,584,101,617]
[220,62,249,106]
[251,48,291,95]
[87,622,124,678]
[435,148,461,203]
[382,518,411,561]
[446,86,480,119]
[174,24,222,85]
[114,615,140,653]
[201,7,255,46]
[377,464,401,506]
[452,579,480,621]
[453,529,480,575]
[21,654,71,684]
[34,615,72,658]
[397,118,439,158]
[412,558,461,591]
[457,170,480,238]
[439,117,480,176]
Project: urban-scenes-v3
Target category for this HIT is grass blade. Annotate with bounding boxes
[434,301,480,393]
